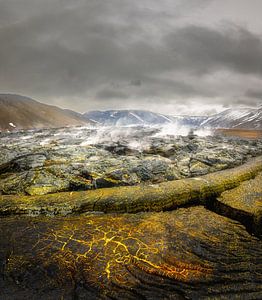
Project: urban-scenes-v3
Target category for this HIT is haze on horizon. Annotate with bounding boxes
[0,0,262,116]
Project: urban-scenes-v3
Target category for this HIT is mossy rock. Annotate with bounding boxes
[1,156,262,216]
[0,169,69,196]
[214,172,262,237]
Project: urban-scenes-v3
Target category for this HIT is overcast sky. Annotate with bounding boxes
[1,0,262,115]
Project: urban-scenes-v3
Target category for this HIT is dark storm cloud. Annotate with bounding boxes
[245,89,262,99]
[96,89,129,100]
[231,97,261,107]
[165,25,262,76]
[0,0,261,113]
[136,76,218,98]
[130,80,142,87]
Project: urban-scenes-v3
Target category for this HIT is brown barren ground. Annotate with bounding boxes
[215,128,262,139]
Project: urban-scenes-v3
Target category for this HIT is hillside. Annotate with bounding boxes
[1,94,261,131]
[201,107,262,129]
[83,110,207,127]
[83,110,173,126]
[84,107,262,130]
[0,94,93,131]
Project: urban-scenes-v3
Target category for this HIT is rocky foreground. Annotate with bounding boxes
[0,126,262,299]
[1,126,262,196]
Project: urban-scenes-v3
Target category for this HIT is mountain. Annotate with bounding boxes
[1,94,261,131]
[83,110,207,127]
[0,94,94,131]
[171,115,208,127]
[83,110,174,126]
[84,107,261,130]
[201,107,262,129]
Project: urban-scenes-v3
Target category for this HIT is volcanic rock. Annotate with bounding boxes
[0,207,261,299]
[214,172,262,237]
[1,127,262,196]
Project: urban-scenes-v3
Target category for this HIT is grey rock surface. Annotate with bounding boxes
[1,126,262,195]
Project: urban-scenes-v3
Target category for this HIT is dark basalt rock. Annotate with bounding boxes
[0,127,262,299]
[1,127,262,196]
[0,153,47,174]
[0,169,70,195]
[1,155,261,217]
[0,207,261,299]
[213,172,262,237]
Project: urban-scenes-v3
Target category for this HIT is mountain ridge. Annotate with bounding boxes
[84,108,262,129]
[0,94,94,131]
[83,109,208,127]
[200,107,262,129]
[0,94,261,131]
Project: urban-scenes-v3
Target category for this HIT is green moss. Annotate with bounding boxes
[25,185,61,196]
[0,156,262,215]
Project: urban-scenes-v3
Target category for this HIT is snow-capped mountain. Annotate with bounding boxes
[1,93,261,131]
[83,110,207,127]
[84,108,262,129]
[201,107,262,129]
[171,115,208,127]
[83,110,173,126]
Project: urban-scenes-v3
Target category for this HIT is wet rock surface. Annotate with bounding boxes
[1,126,262,196]
[1,126,262,299]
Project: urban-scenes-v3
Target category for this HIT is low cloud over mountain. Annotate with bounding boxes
[0,1,262,114]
